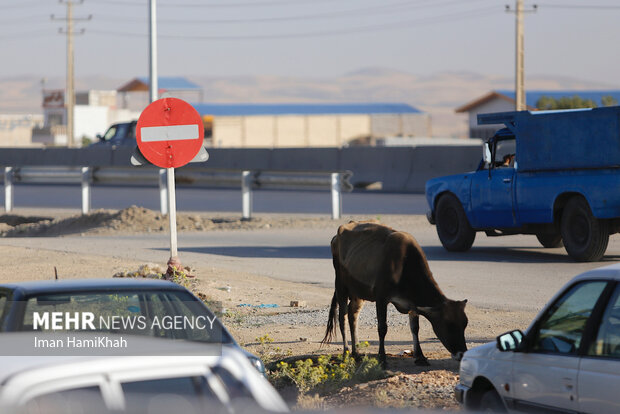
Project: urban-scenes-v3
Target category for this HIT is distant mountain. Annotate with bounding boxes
[1,69,615,137]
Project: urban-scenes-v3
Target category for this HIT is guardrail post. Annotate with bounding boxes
[81,167,91,214]
[158,169,168,215]
[331,172,342,220]
[242,170,253,220]
[4,167,13,212]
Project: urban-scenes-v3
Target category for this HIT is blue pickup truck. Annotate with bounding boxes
[426,106,620,262]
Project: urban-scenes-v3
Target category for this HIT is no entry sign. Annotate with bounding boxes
[137,98,204,169]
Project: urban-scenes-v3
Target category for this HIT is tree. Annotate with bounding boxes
[536,95,598,110]
[601,95,618,107]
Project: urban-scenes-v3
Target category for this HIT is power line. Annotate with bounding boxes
[0,16,52,25]
[93,0,336,7]
[91,0,483,25]
[91,0,430,8]
[537,3,620,10]
[87,6,497,40]
[0,2,49,11]
[0,29,52,39]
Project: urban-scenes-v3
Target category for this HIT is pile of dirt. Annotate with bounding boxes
[0,206,337,237]
[322,370,460,411]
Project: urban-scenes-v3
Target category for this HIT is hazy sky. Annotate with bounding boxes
[1,0,619,85]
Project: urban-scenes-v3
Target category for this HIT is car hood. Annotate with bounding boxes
[463,341,498,359]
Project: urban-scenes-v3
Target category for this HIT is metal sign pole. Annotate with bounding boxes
[167,166,178,259]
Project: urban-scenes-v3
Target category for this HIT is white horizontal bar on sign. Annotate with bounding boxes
[141,124,199,142]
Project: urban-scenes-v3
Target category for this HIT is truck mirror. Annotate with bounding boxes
[483,142,492,165]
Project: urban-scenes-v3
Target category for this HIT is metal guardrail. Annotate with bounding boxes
[2,166,353,219]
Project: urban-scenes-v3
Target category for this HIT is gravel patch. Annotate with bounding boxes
[236,305,412,328]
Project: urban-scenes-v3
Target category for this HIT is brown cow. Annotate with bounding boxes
[322,221,468,366]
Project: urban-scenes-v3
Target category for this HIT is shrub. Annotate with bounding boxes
[270,352,384,394]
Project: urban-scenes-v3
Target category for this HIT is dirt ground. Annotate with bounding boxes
[0,207,537,411]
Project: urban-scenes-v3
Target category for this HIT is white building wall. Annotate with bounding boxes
[307,115,338,146]
[244,116,276,147]
[274,116,306,147]
[214,116,244,147]
[371,113,430,137]
[467,99,516,129]
[402,113,432,136]
[213,112,426,147]
[74,106,111,141]
[108,109,141,125]
[0,114,44,147]
[467,99,516,139]
[339,115,371,144]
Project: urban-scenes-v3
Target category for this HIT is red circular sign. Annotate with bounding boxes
[137,98,204,169]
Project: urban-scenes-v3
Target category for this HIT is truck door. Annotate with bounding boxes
[470,136,517,228]
[471,167,516,229]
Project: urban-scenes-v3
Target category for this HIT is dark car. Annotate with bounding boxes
[92,121,137,147]
[0,278,266,374]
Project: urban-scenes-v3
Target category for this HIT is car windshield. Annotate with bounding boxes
[102,123,134,143]
[18,290,232,344]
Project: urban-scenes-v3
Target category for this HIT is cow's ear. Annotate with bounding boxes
[461,299,468,307]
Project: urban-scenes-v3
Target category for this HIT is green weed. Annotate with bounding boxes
[270,352,384,394]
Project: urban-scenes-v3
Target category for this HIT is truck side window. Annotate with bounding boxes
[494,139,517,168]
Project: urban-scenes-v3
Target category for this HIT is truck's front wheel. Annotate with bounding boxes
[435,194,476,252]
[561,197,609,262]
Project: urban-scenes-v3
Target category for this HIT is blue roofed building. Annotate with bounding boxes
[112,77,430,147]
[195,102,430,147]
[456,90,620,139]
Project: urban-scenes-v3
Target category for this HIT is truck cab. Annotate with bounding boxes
[426,106,620,262]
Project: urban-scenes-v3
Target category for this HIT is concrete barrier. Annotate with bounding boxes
[0,145,482,193]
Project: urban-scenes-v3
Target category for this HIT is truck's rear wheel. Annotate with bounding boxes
[536,231,563,248]
[561,197,609,262]
[435,194,476,252]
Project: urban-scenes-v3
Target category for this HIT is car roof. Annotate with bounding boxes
[573,263,620,283]
[0,333,229,385]
[0,278,186,296]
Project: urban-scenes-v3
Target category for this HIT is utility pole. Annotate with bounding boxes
[52,1,91,147]
[515,0,524,111]
[147,0,178,275]
[506,2,537,111]
[149,0,158,103]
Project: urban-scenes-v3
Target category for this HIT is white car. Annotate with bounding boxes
[456,263,620,413]
[0,334,288,414]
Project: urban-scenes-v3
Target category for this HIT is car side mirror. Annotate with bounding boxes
[496,329,524,352]
[96,134,104,142]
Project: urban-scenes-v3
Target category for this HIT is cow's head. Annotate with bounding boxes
[416,299,468,360]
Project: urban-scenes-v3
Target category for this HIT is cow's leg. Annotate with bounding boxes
[376,299,388,368]
[408,311,430,366]
[348,297,364,359]
[337,290,349,355]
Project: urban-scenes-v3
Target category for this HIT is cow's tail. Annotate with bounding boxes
[321,290,338,345]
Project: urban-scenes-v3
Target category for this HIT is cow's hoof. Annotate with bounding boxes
[414,357,430,366]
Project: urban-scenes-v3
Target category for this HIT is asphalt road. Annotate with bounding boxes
[1,184,428,215]
[2,218,618,313]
